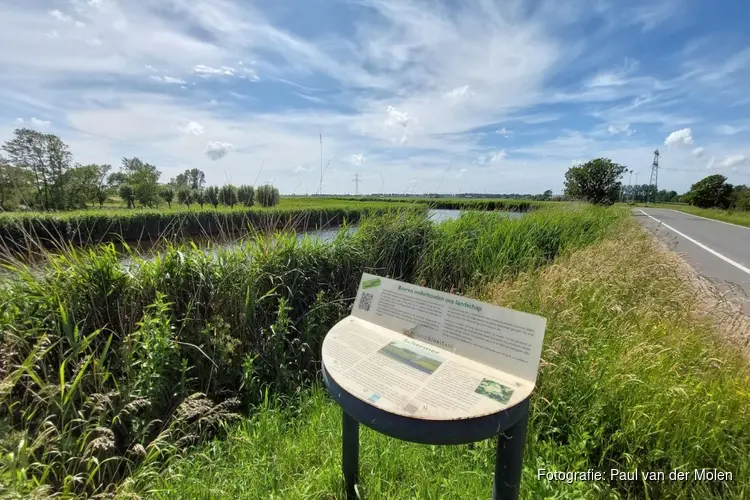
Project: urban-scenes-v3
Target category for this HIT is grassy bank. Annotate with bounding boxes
[634,203,750,227]
[128,220,750,499]
[0,200,412,255]
[0,206,621,498]
[318,196,554,212]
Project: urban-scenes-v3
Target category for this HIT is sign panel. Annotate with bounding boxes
[322,273,547,420]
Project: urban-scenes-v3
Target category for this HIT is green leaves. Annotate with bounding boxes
[564,158,627,206]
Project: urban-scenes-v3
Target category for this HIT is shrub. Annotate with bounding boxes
[256,184,280,207]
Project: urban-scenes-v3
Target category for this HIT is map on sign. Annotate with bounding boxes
[322,273,547,420]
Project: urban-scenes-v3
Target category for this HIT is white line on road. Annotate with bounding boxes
[638,209,750,276]
[661,208,750,231]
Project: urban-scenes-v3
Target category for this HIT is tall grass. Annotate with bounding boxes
[128,220,750,499]
[322,195,552,212]
[0,206,622,497]
[0,201,411,255]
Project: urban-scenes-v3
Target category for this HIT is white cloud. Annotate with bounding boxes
[717,155,748,169]
[30,117,51,127]
[664,128,693,147]
[716,125,744,136]
[75,20,86,28]
[385,106,409,128]
[15,117,51,128]
[87,38,102,46]
[46,30,59,39]
[495,127,513,136]
[607,123,634,136]
[151,75,187,84]
[49,9,72,22]
[692,147,705,158]
[351,154,365,165]
[294,165,311,173]
[205,141,234,160]
[445,85,473,100]
[178,121,205,135]
[477,150,507,165]
[194,64,235,77]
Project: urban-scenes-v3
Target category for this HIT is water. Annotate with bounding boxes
[427,209,524,223]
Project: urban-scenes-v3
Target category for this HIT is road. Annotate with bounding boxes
[635,208,750,315]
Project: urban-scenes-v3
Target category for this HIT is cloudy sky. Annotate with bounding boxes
[2,0,749,195]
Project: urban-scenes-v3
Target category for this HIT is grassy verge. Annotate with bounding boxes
[127,220,750,499]
[0,206,622,498]
[630,203,750,227]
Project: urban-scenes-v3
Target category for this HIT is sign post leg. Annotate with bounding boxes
[342,410,359,500]
[492,406,529,500]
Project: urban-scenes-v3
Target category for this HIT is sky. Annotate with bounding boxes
[1,0,750,195]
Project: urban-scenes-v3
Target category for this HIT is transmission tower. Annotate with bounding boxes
[647,149,660,204]
[353,173,361,195]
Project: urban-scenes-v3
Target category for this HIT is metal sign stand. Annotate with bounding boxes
[323,362,530,500]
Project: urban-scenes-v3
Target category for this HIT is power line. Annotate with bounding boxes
[353,173,361,195]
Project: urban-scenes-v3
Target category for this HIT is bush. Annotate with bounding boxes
[256,185,280,207]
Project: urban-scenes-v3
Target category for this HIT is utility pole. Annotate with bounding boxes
[646,149,660,205]
[353,173,361,195]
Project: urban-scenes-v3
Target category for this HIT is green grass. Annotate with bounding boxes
[0,206,623,498]
[0,200,418,255]
[317,195,555,212]
[126,220,750,499]
[631,203,750,227]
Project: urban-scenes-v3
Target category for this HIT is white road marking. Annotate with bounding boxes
[638,209,750,276]
[660,208,750,231]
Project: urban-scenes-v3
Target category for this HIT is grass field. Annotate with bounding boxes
[124,219,750,499]
[634,203,750,227]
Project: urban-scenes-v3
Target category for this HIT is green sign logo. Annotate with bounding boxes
[362,278,381,289]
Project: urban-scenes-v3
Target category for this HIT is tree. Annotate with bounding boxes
[542,189,553,201]
[684,175,734,209]
[205,186,219,208]
[237,185,254,207]
[219,184,237,207]
[2,128,74,210]
[160,186,174,208]
[564,158,627,206]
[256,184,280,207]
[119,184,135,208]
[195,189,206,208]
[95,188,108,208]
[120,157,161,207]
[176,187,193,207]
[170,168,206,190]
[61,164,103,209]
[107,171,128,190]
[731,184,749,211]
[0,156,35,210]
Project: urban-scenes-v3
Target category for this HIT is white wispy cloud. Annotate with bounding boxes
[495,127,513,136]
[717,155,748,169]
[607,123,634,136]
[692,147,705,158]
[49,9,72,22]
[351,154,365,165]
[151,75,187,84]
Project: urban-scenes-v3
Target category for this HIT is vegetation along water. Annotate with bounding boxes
[1,206,628,498]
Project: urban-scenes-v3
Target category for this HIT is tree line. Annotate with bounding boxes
[0,128,280,211]
[564,158,749,210]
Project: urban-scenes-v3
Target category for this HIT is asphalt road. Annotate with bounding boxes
[635,208,750,315]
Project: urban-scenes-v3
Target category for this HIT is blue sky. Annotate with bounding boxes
[1,0,749,194]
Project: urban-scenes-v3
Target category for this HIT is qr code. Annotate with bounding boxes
[358,292,373,312]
